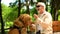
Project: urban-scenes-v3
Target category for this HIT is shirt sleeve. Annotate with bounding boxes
[44,13,52,24]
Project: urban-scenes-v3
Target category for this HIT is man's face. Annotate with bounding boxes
[36,3,44,14]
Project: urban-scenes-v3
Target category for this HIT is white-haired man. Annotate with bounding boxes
[34,2,53,34]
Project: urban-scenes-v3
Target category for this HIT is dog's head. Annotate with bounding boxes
[14,14,32,27]
[19,14,32,27]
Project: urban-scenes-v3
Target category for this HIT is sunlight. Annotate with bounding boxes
[1,0,16,6]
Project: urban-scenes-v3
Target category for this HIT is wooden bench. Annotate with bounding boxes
[52,21,60,32]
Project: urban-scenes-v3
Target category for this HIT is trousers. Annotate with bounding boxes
[36,30,41,34]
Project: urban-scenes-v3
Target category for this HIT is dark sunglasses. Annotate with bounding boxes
[36,5,43,7]
[36,5,40,7]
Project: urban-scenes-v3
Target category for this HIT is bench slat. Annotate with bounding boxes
[53,21,60,32]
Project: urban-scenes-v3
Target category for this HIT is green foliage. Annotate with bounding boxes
[1,0,60,33]
[0,23,1,29]
[2,4,18,29]
[30,7,38,16]
[2,4,18,22]
[37,0,41,2]
[30,0,34,6]
[58,15,60,20]
[30,7,38,21]
[20,7,27,14]
[6,6,18,21]
[58,10,60,15]
[4,22,13,29]
[58,10,60,20]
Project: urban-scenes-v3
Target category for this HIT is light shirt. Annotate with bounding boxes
[35,11,53,34]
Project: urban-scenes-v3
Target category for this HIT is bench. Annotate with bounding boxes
[52,21,60,32]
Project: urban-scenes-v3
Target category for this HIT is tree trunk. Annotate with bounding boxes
[53,8,58,21]
[51,0,58,21]
[50,0,54,20]
[18,0,21,17]
[46,0,48,11]
[25,0,30,14]
[55,9,58,20]
[0,0,5,34]
[50,0,53,14]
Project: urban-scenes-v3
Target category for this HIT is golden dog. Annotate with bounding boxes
[8,14,36,34]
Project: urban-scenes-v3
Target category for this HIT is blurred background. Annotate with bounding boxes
[0,0,60,34]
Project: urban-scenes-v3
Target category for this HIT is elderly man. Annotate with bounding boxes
[34,2,53,34]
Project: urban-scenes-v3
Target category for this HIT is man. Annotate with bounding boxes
[34,2,53,34]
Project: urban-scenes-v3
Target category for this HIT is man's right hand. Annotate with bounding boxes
[34,14,39,19]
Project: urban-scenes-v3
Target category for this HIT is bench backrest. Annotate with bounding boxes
[52,21,60,32]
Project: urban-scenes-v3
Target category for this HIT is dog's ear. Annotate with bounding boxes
[14,18,24,27]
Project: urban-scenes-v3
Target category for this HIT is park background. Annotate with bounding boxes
[0,0,60,34]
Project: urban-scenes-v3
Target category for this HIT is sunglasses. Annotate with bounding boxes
[36,5,43,7]
[36,5,40,7]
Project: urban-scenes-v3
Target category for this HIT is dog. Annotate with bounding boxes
[8,14,36,34]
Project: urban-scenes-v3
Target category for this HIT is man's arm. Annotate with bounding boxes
[36,18,52,29]
[34,13,52,29]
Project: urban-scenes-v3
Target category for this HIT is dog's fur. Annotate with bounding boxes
[8,14,36,34]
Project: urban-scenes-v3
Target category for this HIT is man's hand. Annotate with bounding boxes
[34,14,39,19]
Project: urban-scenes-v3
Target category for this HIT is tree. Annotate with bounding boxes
[25,0,30,14]
[9,0,21,17]
[18,0,21,17]
[0,0,5,34]
[51,0,60,20]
